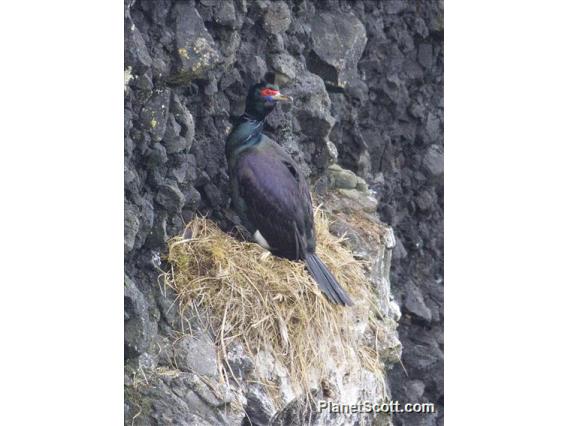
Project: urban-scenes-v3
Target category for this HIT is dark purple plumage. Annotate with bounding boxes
[236,138,314,259]
[226,81,353,306]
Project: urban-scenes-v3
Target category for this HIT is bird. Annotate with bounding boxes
[225,80,353,306]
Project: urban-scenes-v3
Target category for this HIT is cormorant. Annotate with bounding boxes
[225,81,353,306]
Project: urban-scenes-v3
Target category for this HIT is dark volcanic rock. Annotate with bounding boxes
[124,201,140,254]
[126,371,240,426]
[423,144,444,177]
[171,1,221,84]
[155,181,185,212]
[124,22,152,73]
[403,282,432,322]
[262,1,291,34]
[244,384,276,425]
[213,0,238,28]
[124,0,444,425]
[308,11,367,88]
[140,88,171,142]
[269,52,298,82]
[124,275,157,358]
[418,43,434,70]
[173,333,217,377]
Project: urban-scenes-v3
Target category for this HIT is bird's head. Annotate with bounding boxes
[245,81,293,120]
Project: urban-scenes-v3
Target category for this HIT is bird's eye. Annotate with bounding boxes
[260,88,279,97]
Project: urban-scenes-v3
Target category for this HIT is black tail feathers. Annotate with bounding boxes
[305,253,353,306]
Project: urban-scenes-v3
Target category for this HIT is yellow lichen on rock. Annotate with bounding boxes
[177,47,190,60]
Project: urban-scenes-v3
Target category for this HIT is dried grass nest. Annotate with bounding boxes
[163,208,387,398]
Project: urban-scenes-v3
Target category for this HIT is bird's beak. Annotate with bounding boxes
[272,92,293,103]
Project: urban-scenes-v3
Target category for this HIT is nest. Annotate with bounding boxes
[163,208,386,399]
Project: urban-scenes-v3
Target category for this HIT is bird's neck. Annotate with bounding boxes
[240,112,266,127]
[227,114,266,153]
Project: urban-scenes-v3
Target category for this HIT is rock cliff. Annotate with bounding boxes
[124,1,443,424]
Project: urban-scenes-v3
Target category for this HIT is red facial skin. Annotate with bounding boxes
[260,88,279,97]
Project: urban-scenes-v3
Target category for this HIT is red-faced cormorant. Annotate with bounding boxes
[225,81,353,306]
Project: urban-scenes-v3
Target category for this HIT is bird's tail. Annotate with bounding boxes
[305,253,353,306]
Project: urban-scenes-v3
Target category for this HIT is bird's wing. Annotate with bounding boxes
[236,141,314,259]
[262,139,314,226]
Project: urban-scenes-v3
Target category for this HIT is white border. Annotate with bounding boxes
[446,1,568,424]
[0,1,123,423]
